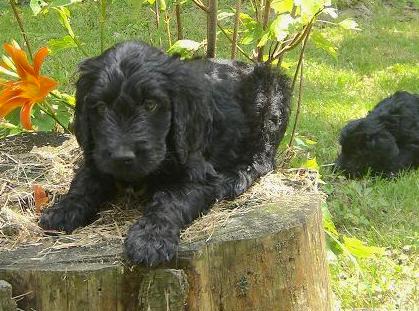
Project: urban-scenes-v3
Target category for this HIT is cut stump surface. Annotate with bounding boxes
[0,197,331,311]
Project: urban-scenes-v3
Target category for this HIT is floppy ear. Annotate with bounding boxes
[74,57,101,153]
[169,61,213,164]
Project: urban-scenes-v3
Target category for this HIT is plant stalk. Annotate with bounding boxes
[9,0,33,60]
[206,0,218,57]
[175,1,183,40]
[100,0,107,53]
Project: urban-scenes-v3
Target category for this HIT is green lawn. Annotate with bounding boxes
[1,0,418,309]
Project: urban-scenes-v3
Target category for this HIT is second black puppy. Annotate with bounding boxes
[39,41,291,265]
[336,91,419,177]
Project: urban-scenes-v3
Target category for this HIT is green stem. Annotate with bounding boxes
[217,23,255,63]
[40,102,71,133]
[49,92,76,110]
[72,35,89,57]
[9,0,33,59]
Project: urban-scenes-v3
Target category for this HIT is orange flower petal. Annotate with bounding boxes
[0,100,22,118]
[33,47,49,76]
[0,85,23,117]
[3,43,34,78]
[20,101,35,130]
[33,184,49,213]
[39,75,58,94]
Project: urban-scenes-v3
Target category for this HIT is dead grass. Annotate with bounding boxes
[0,133,322,253]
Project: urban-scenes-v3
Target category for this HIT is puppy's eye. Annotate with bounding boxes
[94,101,107,115]
[144,100,158,112]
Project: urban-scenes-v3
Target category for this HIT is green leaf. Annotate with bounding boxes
[53,6,75,38]
[167,39,204,59]
[32,106,56,132]
[342,236,384,258]
[51,0,83,6]
[303,157,319,171]
[300,0,324,23]
[240,34,255,45]
[270,14,295,42]
[311,31,337,59]
[338,18,360,30]
[30,0,48,15]
[257,32,271,48]
[47,35,78,54]
[218,11,235,21]
[294,137,307,148]
[271,0,293,14]
[304,138,317,145]
[158,0,167,11]
[239,13,263,45]
[323,7,338,19]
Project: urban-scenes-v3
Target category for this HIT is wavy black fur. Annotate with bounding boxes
[39,41,291,265]
[335,91,419,177]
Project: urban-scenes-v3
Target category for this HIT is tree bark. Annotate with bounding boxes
[0,196,332,310]
[0,281,17,311]
[206,0,218,57]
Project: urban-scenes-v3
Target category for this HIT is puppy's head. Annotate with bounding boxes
[74,41,211,182]
[335,118,399,176]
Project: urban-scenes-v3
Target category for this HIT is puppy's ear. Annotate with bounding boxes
[169,61,213,164]
[74,57,101,152]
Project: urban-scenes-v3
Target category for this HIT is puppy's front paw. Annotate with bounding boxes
[39,199,94,233]
[125,217,179,266]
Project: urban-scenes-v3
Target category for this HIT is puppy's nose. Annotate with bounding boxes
[111,147,136,165]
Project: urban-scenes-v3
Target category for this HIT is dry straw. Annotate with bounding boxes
[0,133,323,253]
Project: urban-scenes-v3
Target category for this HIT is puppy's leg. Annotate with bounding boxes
[219,151,276,200]
[39,165,116,233]
[125,179,217,266]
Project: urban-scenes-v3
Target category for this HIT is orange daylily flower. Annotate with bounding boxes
[0,43,58,130]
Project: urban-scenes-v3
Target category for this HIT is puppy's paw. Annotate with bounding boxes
[125,217,179,266]
[39,199,93,233]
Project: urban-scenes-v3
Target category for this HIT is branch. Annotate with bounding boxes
[9,0,33,60]
[257,0,271,62]
[217,23,255,63]
[290,22,312,93]
[192,0,208,12]
[40,102,71,134]
[175,1,183,40]
[100,0,107,53]
[288,22,313,147]
[206,0,218,58]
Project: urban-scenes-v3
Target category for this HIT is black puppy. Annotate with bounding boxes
[335,91,419,176]
[39,41,291,265]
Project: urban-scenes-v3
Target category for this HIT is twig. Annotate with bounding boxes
[290,22,312,93]
[288,22,313,147]
[49,92,75,111]
[257,0,271,62]
[206,0,218,57]
[288,58,304,147]
[191,0,208,12]
[175,1,183,40]
[40,102,71,134]
[9,0,33,59]
[164,11,172,46]
[100,0,107,53]
[217,23,255,63]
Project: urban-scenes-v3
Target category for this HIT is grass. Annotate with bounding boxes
[1,0,418,309]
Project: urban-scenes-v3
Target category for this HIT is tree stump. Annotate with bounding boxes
[0,197,332,311]
[0,281,17,311]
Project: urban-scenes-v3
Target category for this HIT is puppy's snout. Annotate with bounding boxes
[110,147,136,166]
